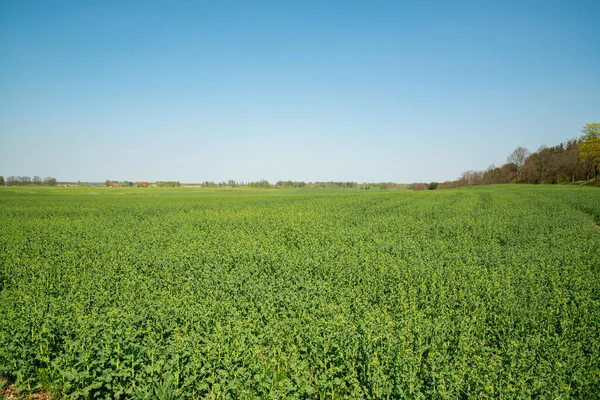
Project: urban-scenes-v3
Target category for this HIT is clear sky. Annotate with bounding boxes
[1,0,599,183]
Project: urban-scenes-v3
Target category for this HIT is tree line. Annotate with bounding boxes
[200,180,409,190]
[427,122,600,190]
[103,180,182,187]
[5,123,597,190]
[95,180,409,189]
[0,176,57,186]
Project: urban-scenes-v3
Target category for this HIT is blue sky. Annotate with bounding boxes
[1,0,599,183]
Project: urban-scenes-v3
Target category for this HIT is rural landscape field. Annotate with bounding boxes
[1,185,599,398]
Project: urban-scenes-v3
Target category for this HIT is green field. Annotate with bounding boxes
[1,185,599,399]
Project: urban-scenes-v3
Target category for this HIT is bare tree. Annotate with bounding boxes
[410,183,428,190]
[507,147,530,183]
[565,140,583,182]
[536,145,551,183]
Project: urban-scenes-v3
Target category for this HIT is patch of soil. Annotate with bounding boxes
[0,382,52,399]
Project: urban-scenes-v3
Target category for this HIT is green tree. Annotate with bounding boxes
[579,139,600,180]
[581,122,600,140]
[0,176,4,186]
[579,123,600,180]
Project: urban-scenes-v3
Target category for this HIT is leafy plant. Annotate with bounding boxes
[1,185,599,398]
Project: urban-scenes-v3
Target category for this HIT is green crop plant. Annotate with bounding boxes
[0,185,599,398]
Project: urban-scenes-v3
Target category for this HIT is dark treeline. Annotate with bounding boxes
[429,122,600,190]
[0,176,57,186]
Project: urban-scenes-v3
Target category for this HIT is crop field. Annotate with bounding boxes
[1,185,599,399]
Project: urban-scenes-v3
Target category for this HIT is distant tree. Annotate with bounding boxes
[581,122,600,140]
[428,182,438,190]
[0,176,4,186]
[579,123,600,180]
[565,140,583,182]
[579,139,600,180]
[410,183,428,191]
[460,170,485,186]
[507,147,530,183]
[521,153,540,183]
[536,145,553,183]
[155,181,181,187]
[276,180,296,189]
[482,163,516,185]
[437,180,462,189]
[483,163,516,184]
[459,171,473,186]
[44,177,57,186]
[548,143,577,183]
[33,176,42,185]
